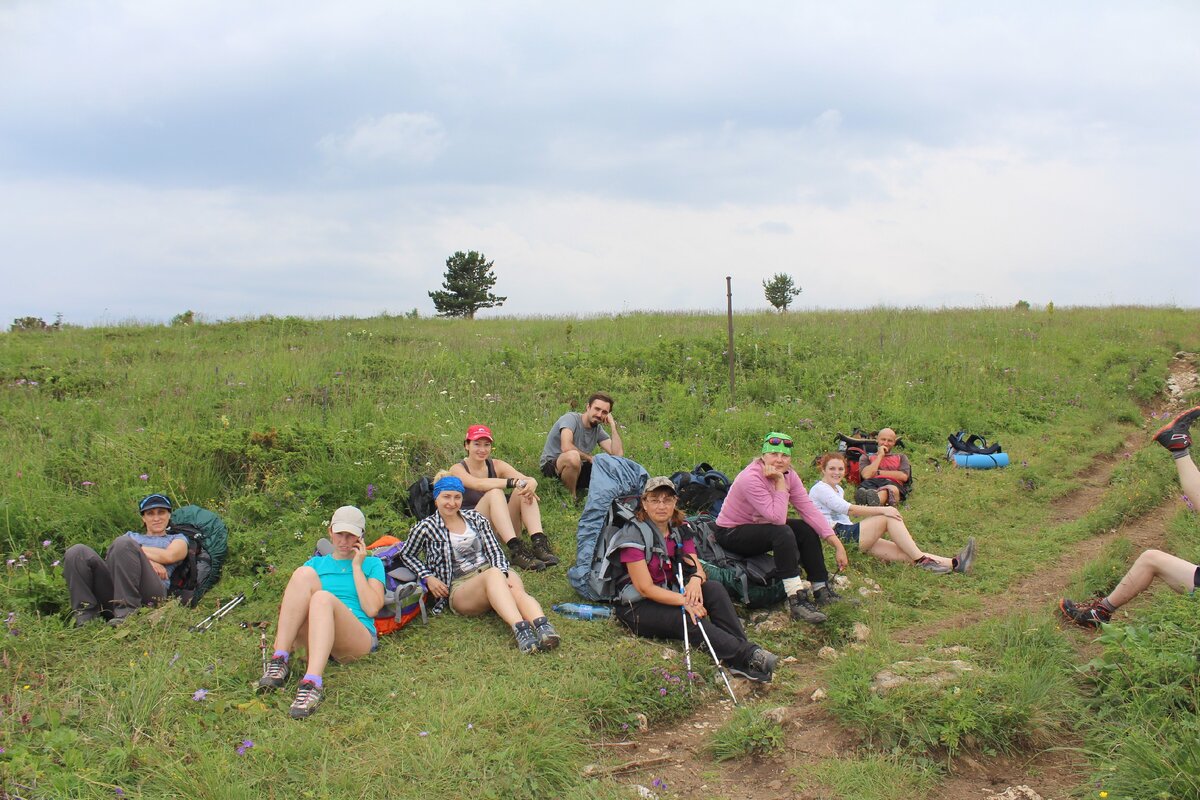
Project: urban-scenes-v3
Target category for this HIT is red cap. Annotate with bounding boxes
[465,424,494,442]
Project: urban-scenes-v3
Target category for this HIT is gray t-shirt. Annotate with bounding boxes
[539,412,610,468]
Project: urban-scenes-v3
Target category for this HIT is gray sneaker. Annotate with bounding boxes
[257,655,291,692]
[953,538,977,574]
[514,620,539,654]
[531,616,560,651]
[854,485,881,506]
[727,664,772,683]
[787,590,828,624]
[288,679,324,719]
[915,556,952,574]
[746,646,778,676]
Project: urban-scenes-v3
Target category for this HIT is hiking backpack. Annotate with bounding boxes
[585,494,673,603]
[689,515,787,609]
[167,505,229,607]
[670,463,732,515]
[314,536,427,636]
[400,476,435,520]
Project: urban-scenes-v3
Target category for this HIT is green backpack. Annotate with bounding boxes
[168,505,229,606]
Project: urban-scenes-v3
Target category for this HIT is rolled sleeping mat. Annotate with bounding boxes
[952,452,1010,469]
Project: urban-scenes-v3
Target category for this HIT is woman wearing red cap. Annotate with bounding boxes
[449,423,557,572]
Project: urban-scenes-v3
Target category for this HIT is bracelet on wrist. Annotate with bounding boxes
[506,478,515,489]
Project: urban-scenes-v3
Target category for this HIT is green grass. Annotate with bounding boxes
[1,305,1198,797]
[707,704,785,761]
[797,753,941,800]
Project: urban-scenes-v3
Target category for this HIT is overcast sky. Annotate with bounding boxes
[1,1,1197,325]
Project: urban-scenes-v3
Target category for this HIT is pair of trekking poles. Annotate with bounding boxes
[671,532,739,705]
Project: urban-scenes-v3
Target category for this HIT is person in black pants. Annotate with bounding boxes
[714,432,849,623]
[612,477,777,682]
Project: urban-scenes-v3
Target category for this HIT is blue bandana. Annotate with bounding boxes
[432,476,465,499]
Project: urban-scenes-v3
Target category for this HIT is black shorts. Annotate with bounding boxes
[540,458,593,490]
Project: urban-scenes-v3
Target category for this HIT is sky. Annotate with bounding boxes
[1,1,1197,326]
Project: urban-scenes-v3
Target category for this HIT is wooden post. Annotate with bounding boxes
[726,276,735,406]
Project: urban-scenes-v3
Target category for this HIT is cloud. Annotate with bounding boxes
[318,112,447,167]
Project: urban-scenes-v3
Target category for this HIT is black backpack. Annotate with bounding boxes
[670,463,732,515]
[947,431,1002,457]
[689,515,786,609]
[400,476,435,519]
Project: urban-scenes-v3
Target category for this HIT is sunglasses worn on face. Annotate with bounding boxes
[765,437,794,448]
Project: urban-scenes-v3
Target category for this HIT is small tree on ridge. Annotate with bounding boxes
[428,250,507,319]
[763,273,801,313]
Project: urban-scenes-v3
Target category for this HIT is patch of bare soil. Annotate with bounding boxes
[595,354,1198,800]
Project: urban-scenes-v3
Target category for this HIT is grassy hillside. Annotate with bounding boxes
[1,306,1197,799]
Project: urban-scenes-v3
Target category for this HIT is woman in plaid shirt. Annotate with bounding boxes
[400,472,561,654]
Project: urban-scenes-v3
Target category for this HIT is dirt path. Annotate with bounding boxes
[594,354,1197,800]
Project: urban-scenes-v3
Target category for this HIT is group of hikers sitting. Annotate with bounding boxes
[60,393,1200,719]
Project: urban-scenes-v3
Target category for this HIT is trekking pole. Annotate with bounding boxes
[190,582,260,633]
[260,631,267,673]
[676,559,738,705]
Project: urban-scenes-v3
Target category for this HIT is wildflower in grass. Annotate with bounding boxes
[4,560,13,567]
[115,789,124,797]
[367,484,376,500]
[419,731,429,737]
[169,653,180,667]
[663,440,671,449]
[1183,494,1195,512]
[236,739,254,755]
[652,778,668,790]
[659,687,668,696]
[139,474,148,481]
[467,723,474,730]
[81,480,94,486]
[192,688,208,701]
[9,612,19,625]
[42,540,51,548]
[51,560,60,567]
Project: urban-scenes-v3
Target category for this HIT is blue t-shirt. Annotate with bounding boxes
[124,530,189,591]
[302,553,386,634]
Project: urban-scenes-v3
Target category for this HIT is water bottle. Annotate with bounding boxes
[551,602,613,620]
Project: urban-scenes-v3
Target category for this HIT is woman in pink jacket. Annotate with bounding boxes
[714,432,848,624]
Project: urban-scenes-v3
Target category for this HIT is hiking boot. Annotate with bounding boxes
[1152,406,1200,452]
[73,602,101,628]
[531,616,560,651]
[854,485,881,506]
[727,663,772,683]
[746,646,778,676]
[953,537,977,574]
[514,620,539,654]
[529,534,560,567]
[787,590,827,624]
[257,655,291,692]
[1060,597,1112,628]
[288,679,324,719]
[914,556,952,574]
[506,538,547,572]
[812,584,843,606]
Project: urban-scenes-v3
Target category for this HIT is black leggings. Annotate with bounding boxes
[714,519,829,584]
[614,582,756,668]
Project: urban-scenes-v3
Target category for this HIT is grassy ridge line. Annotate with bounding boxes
[0,307,1197,798]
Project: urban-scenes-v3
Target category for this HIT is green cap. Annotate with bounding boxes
[762,432,794,454]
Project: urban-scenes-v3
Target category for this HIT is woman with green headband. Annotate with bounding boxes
[714,433,849,624]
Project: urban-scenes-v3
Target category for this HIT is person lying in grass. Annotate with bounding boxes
[612,477,777,683]
[257,506,384,719]
[810,452,975,574]
[449,423,558,572]
[63,493,189,627]
[714,432,849,625]
[1061,406,1200,627]
[400,472,561,654]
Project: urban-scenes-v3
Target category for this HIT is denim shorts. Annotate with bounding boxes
[834,522,860,543]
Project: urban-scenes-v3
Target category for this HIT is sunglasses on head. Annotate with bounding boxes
[765,437,794,448]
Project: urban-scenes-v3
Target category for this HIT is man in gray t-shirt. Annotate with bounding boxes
[539,392,624,497]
